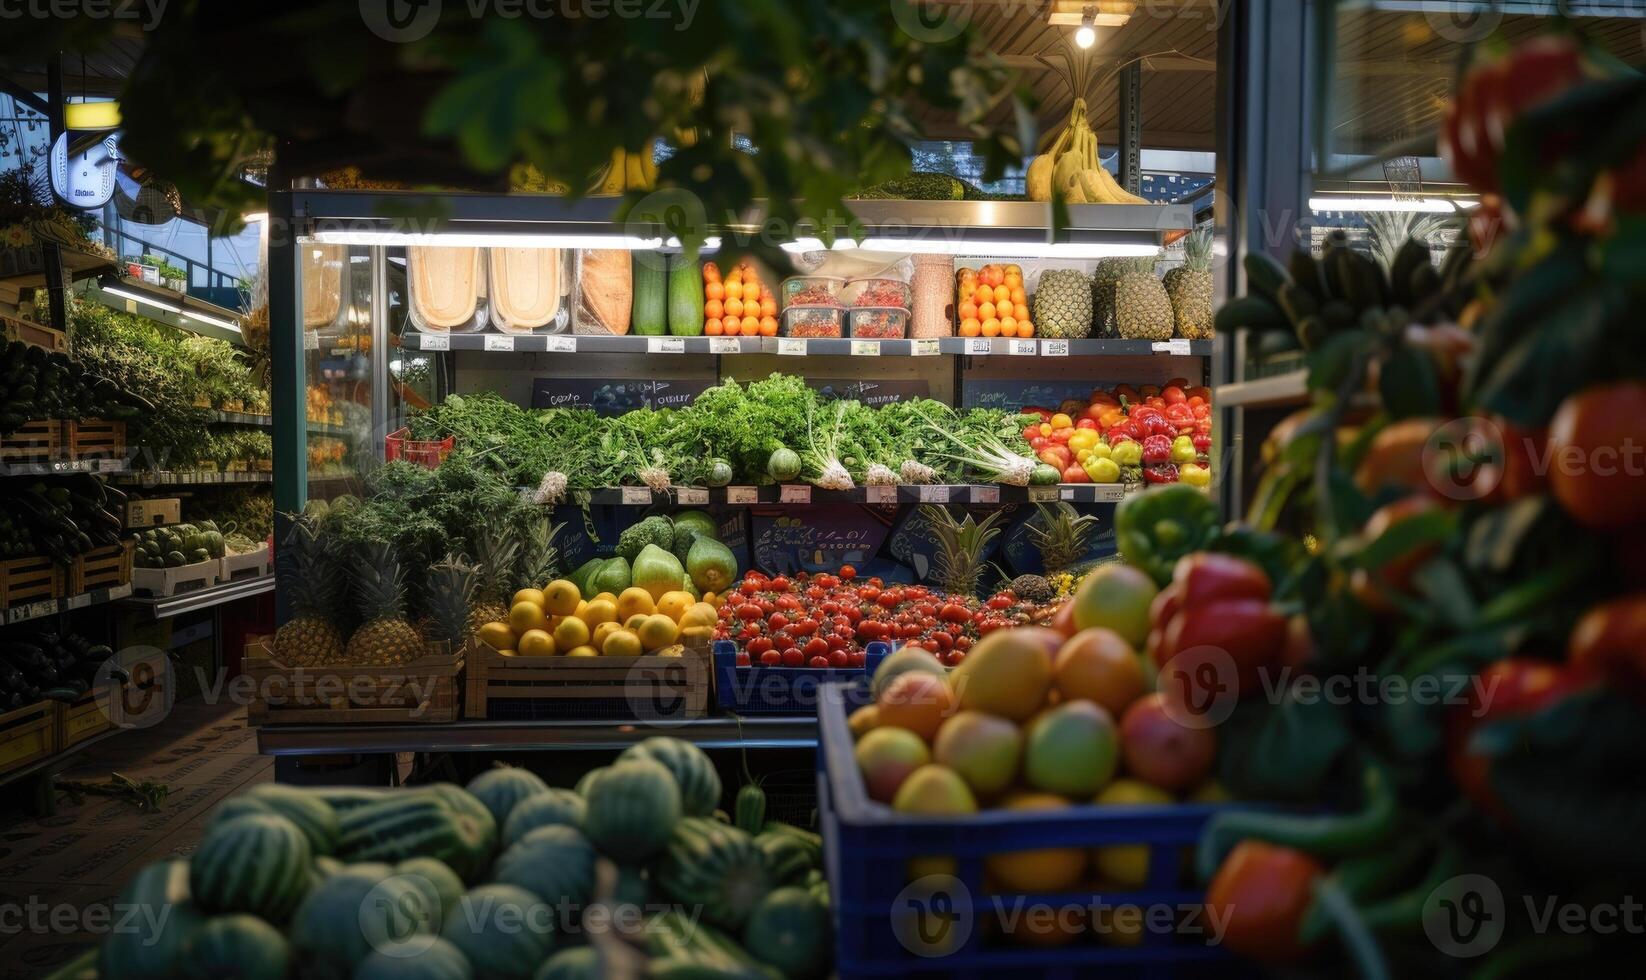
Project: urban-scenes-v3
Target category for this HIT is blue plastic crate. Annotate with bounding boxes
[712,640,889,715]
[815,680,1253,979]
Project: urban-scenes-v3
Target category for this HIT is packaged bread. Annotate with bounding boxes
[489,247,566,333]
[408,246,488,332]
[572,248,632,335]
[302,243,348,330]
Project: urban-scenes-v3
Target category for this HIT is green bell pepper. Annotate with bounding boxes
[1114,482,1221,586]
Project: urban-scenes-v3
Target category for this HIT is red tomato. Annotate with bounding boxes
[808,655,831,668]
[1062,463,1090,483]
[839,564,856,581]
[827,650,849,668]
[1205,842,1323,963]
[848,651,867,668]
[1162,385,1186,404]
[766,613,789,632]
[759,649,782,666]
[739,580,761,596]
[747,636,773,655]
[1075,417,1098,430]
[781,647,803,667]
[769,575,791,592]
[857,585,881,602]
[1569,593,1646,695]
[803,637,829,658]
[816,574,839,588]
[737,603,763,621]
[1449,657,1593,820]
[1548,383,1646,529]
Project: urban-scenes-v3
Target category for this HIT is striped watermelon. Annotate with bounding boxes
[465,767,548,827]
[290,865,433,980]
[212,785,340,856]
[583,759,681,862]
[99,860,204,980]
[189,814,312,922]
[501,789,586,848]
[490,824,596,908]
[355,935,473,980]
[573,767,603,798]
[337,796,493,882]
[440,884,556,980]
[180,914,290,980]
[396,857,466,925]
[612,863,653,910]
[535,946,605,980]
[620,737,723,816]
[304,786,391,812]
[656,817,772,930]
[742,887,829,980]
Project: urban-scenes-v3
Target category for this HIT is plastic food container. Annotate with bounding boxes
[780,276,846,309]
[843,277,913,309]
[781,304,845,338]
[847,306,909,340]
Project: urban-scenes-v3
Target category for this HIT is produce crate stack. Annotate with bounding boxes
[0,700,56,780]
[70,540,134,594]
[465,634,711,722]
[241,636,465,725]
[64,419,127,462]
[131,521,234,596]
[0,554,63,612]
[0,419,63,465]
[0,313,69,354]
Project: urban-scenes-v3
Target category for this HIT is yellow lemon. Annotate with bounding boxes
[496,648,518,657]
[583,599,619,628]
[593,592,618,605]
[543,579,582,615]
[566,645,600,658]
[637,614,679,651]
[679,602,719,629]
[624,613,651,632]
[553,616,591,651]
[679,625,714,649]
[517,629,557,657]
[512,588,546,609]
[601,629,643,657]
[573,600,590,622]
[508,601,548,635]
[617,587,655,621]
[656,591,695,622]
[591,621,623,651]
[477,621,516,650]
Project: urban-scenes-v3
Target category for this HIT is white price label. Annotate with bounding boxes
[917,485,951,503]
[620,486,654,505]
[709,337,742,354]
[676,487,710,505]
[776,338,807,356]
[911,339,941,357]
[484,334,516,352]
[1093,484,1126,502]
[1007,339,1037,356]
[647,337,686,354]
[1028,485,1058,502]
[971,486,1000,504]
[28,600,55,620]
[964,337,992,355]
[304,331,321,350]
[1152,339,1193,355]
[779,484,812,504]
[543,335,577,353]
[1041,339,1070,357]
[849,340,881,357]
[1059,486,1078,500]
[726,486,760,505]
[419,333,449,351]
[66,593,90,610]
[866,485,897,505]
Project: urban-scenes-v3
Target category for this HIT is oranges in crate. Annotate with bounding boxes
[957,263,1033,337]
[704,259,780,337]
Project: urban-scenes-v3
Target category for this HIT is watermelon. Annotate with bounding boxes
[533,946,605,980]
[743,887,829,979]
[440,884,556,980]
[490,824,596,908]
[99,860,204,980]
[656,817,772,930]
[666,254,705,337]
[633,252,668,336]
[583,758,681,862]
[181,915,290,980]
[216,784,340,855]
[189,814,312,922]
[396,856,466,925]
[464,767,549,828]
[355,936,474,980]
[619,737,722,817]
[337,796,493,882]
[290,866,433,980]
[612,863,653,910]
[501,789,586,847]
[303,786,390,813]
[574,767,603,798]
[754,831,814,887]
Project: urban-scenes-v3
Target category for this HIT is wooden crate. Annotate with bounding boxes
[71,541,134,594]
[131,558,219,597]
[57,646,172,745]
[243,637,463,725]
[0,419,64,465]
[0,313,68,354]
[56,687,114,748]
[0,700,58,780]
[219,545,272,582]
[1,554,63,610]
[464,638,711,722]
[65,419,126,461]
[126,497,181,528]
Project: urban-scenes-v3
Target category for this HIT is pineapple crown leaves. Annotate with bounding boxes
[516,516,566,592]
[425,553,480,648]
[1026,502,1100,572]
[1181,226,1213,270]
[921,504,1009,594]
[352,540,409,622]
[471,523,522,602]
[278,513,341,619]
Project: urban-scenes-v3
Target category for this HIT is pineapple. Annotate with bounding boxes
[1164,227,1214,339]
[424,554,479,654]
[922,505,1008,598]
[516,516,565,593]
[469,521,520,632]
[1090,257,1131,337]
[1008,574,1055,604]
[1026,502,1100,575]
[344,543,425,666]
[1032,269,1092,339]
[1114,255,1174,341]
[273,517,345,667]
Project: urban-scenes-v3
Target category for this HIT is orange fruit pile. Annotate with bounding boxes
[704,260,780,337]
[957,263,1035,338]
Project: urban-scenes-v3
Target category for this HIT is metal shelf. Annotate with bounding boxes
[208,410,353,438]
[2,583,133,625]
[121,574,274,619]
[113,470,273,486]
[257,715,822,756]
[1214,370,1309,408]
[0,458,127,477]
[398,332,1212,358]
[574,483,1135,506]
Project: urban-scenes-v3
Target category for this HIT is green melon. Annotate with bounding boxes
[396,857,467,925]
[290,865,433,980]
[465,767,549,827]
[99,860,204,980]
[583,758,681,862]
[189,814,312,923]
[440,884,556,980]
[490,824,596,908]
[619,737,722,817]
[336,796,493,882]
[216,784,341,856]
[656,817,772,930]
[743,887,829,979]
[574,768,604,798]
[612,863,653,910]
[501,789,586,847]
[533,946,605,980]
[181,914,290,980]
[304,786,391,813]
[355,935,474,980]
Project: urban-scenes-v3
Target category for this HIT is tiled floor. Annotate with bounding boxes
[0,700,269,978]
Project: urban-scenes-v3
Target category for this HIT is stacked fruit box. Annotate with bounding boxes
[241,636,464,725]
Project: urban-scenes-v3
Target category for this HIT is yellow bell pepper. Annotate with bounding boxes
[1067,430,1100,454]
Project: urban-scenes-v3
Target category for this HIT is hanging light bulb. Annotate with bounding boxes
[1074,7,1097,49]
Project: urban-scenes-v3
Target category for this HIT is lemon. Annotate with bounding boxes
[517,629,557,658]
[573,600,590,622]
[477,621,516,650]
[583,599,618,627]
[679,602,719,629]
[496,648,517,657]
[601,629,643,657]
[593,591,618,605]
[565,645,600,658]
[637,614,679,651]
[553,616,591,651]
[543,579,582,615]
[591,621,622,652]
[656,591,695,622]
[616,586,655,621]
[624,613,650,632]
[508,601,548,635]
[513,588,546,609]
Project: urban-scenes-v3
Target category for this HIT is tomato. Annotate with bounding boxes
[827,650,849,668]
[740,580,761,596]
[736,603,763,621]
[808,655,830,668]
[857,585,881,602]
[792,618,819,637]
[1449,657,1593,820]
[776,594,801,612]
[765,612,788,632]
[747,636,773,655]
[770,630,794,650]
[816,574,839,588]
[737,626,759,642]
[1349,496,1443,613]
[1162,385,1186,405]
[838,564,856,581]
[1569,593,1646,695]
[877,591,901,609]
[955,636,972,652]
[1204,842,1322,962]
[987,594,1013,610]
[1547,383,1646,528]
[1061,463,1090,483]
[805,586,826,601]
[848,650,867,668]
[769,575,791,592]
[800,636,826,658]
[781,647,803,667]
[759,649,782,666]
[930,631,954,652]
[756,598,775,615]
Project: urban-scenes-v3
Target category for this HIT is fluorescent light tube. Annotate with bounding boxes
[102,285,182,313]
[307,230,665,249]
[181,311,243,333]
[855,237,1161,259]
[1309,196,1474,213]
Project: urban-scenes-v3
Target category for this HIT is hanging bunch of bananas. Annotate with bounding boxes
[1026,97,1148,205]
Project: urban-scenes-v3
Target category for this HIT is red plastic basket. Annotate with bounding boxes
[385,427,454,468]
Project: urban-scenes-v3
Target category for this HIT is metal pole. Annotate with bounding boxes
[1118,61,1142,197]
[269,162,304,623]
[43,56,68,334]
[370,245,389,459]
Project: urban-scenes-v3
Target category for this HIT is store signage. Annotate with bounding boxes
[807,379,929,406]
[50,132,120,209]
[530,378,711,414]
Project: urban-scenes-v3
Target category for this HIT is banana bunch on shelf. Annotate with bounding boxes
[1026,97,1148,205]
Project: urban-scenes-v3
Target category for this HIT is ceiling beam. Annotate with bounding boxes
[0,71,123,98]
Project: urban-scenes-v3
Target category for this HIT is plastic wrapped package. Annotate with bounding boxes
[910,254,954,337]
[781,305,845,338]
[408,246,489,333]
[842,277,914,309]
[489,247,567,333]
[779,275,845,309]
[848,306,910,339]
[572,248,633,335]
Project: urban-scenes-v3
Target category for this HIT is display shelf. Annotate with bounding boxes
[118,573,274,619]
[208,410,354,438]
[399,333,767,354]
[575,483,1135,506]
[2,583,133,626]
[0,458,128,477]
[397,332,1212,358]
[1214,369,1309,408]
[256,715,820,756]
[113,470,273,486]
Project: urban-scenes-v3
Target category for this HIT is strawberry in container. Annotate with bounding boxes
[847,306,910,340]
[781,275,846,308]
[844,277,913,309]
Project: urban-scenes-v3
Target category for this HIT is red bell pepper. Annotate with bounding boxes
[1153,553,1291,708]
[1192,433,1212,454]
[1143,414,1177,438]
[1141,434,1172,464]
[1449,657,1594,820]
[1163,385,1186,405]
[1145,395,1167,410]
[1165,403,1196,429]
[1075,417,1098,430]
[1173,552,1272,605]
[1205,841,1322,963]
[1130,403,1162,420]
[1142,462,1179,484]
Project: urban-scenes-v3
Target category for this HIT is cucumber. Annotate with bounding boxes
[633,252,669,336]
[667,254,705,337]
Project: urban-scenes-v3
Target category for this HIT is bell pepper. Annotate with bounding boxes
[1179,462,1211,487]
[1114,483,1221,586]
[1110,440,1142,467]
[1038,445,1071,470]
[1162,384,1186,404]
[1107,421,1139,444]
[1170,435,1197,465]
[1084,455,1121,483]
[1075,417,1098,430]
[1143,463,1180,484]
[1449,657,1595,820]
[1192,433,1212,454]
[1142,413,1177,438]
[1067,429,1100,454]
[1141,434,1173,464]
[1204,841,1323,963]
[1155,593,1288,699]
[1145,395,1167,410]
[1131,404,1163,422]
[1567,593,1646,695]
